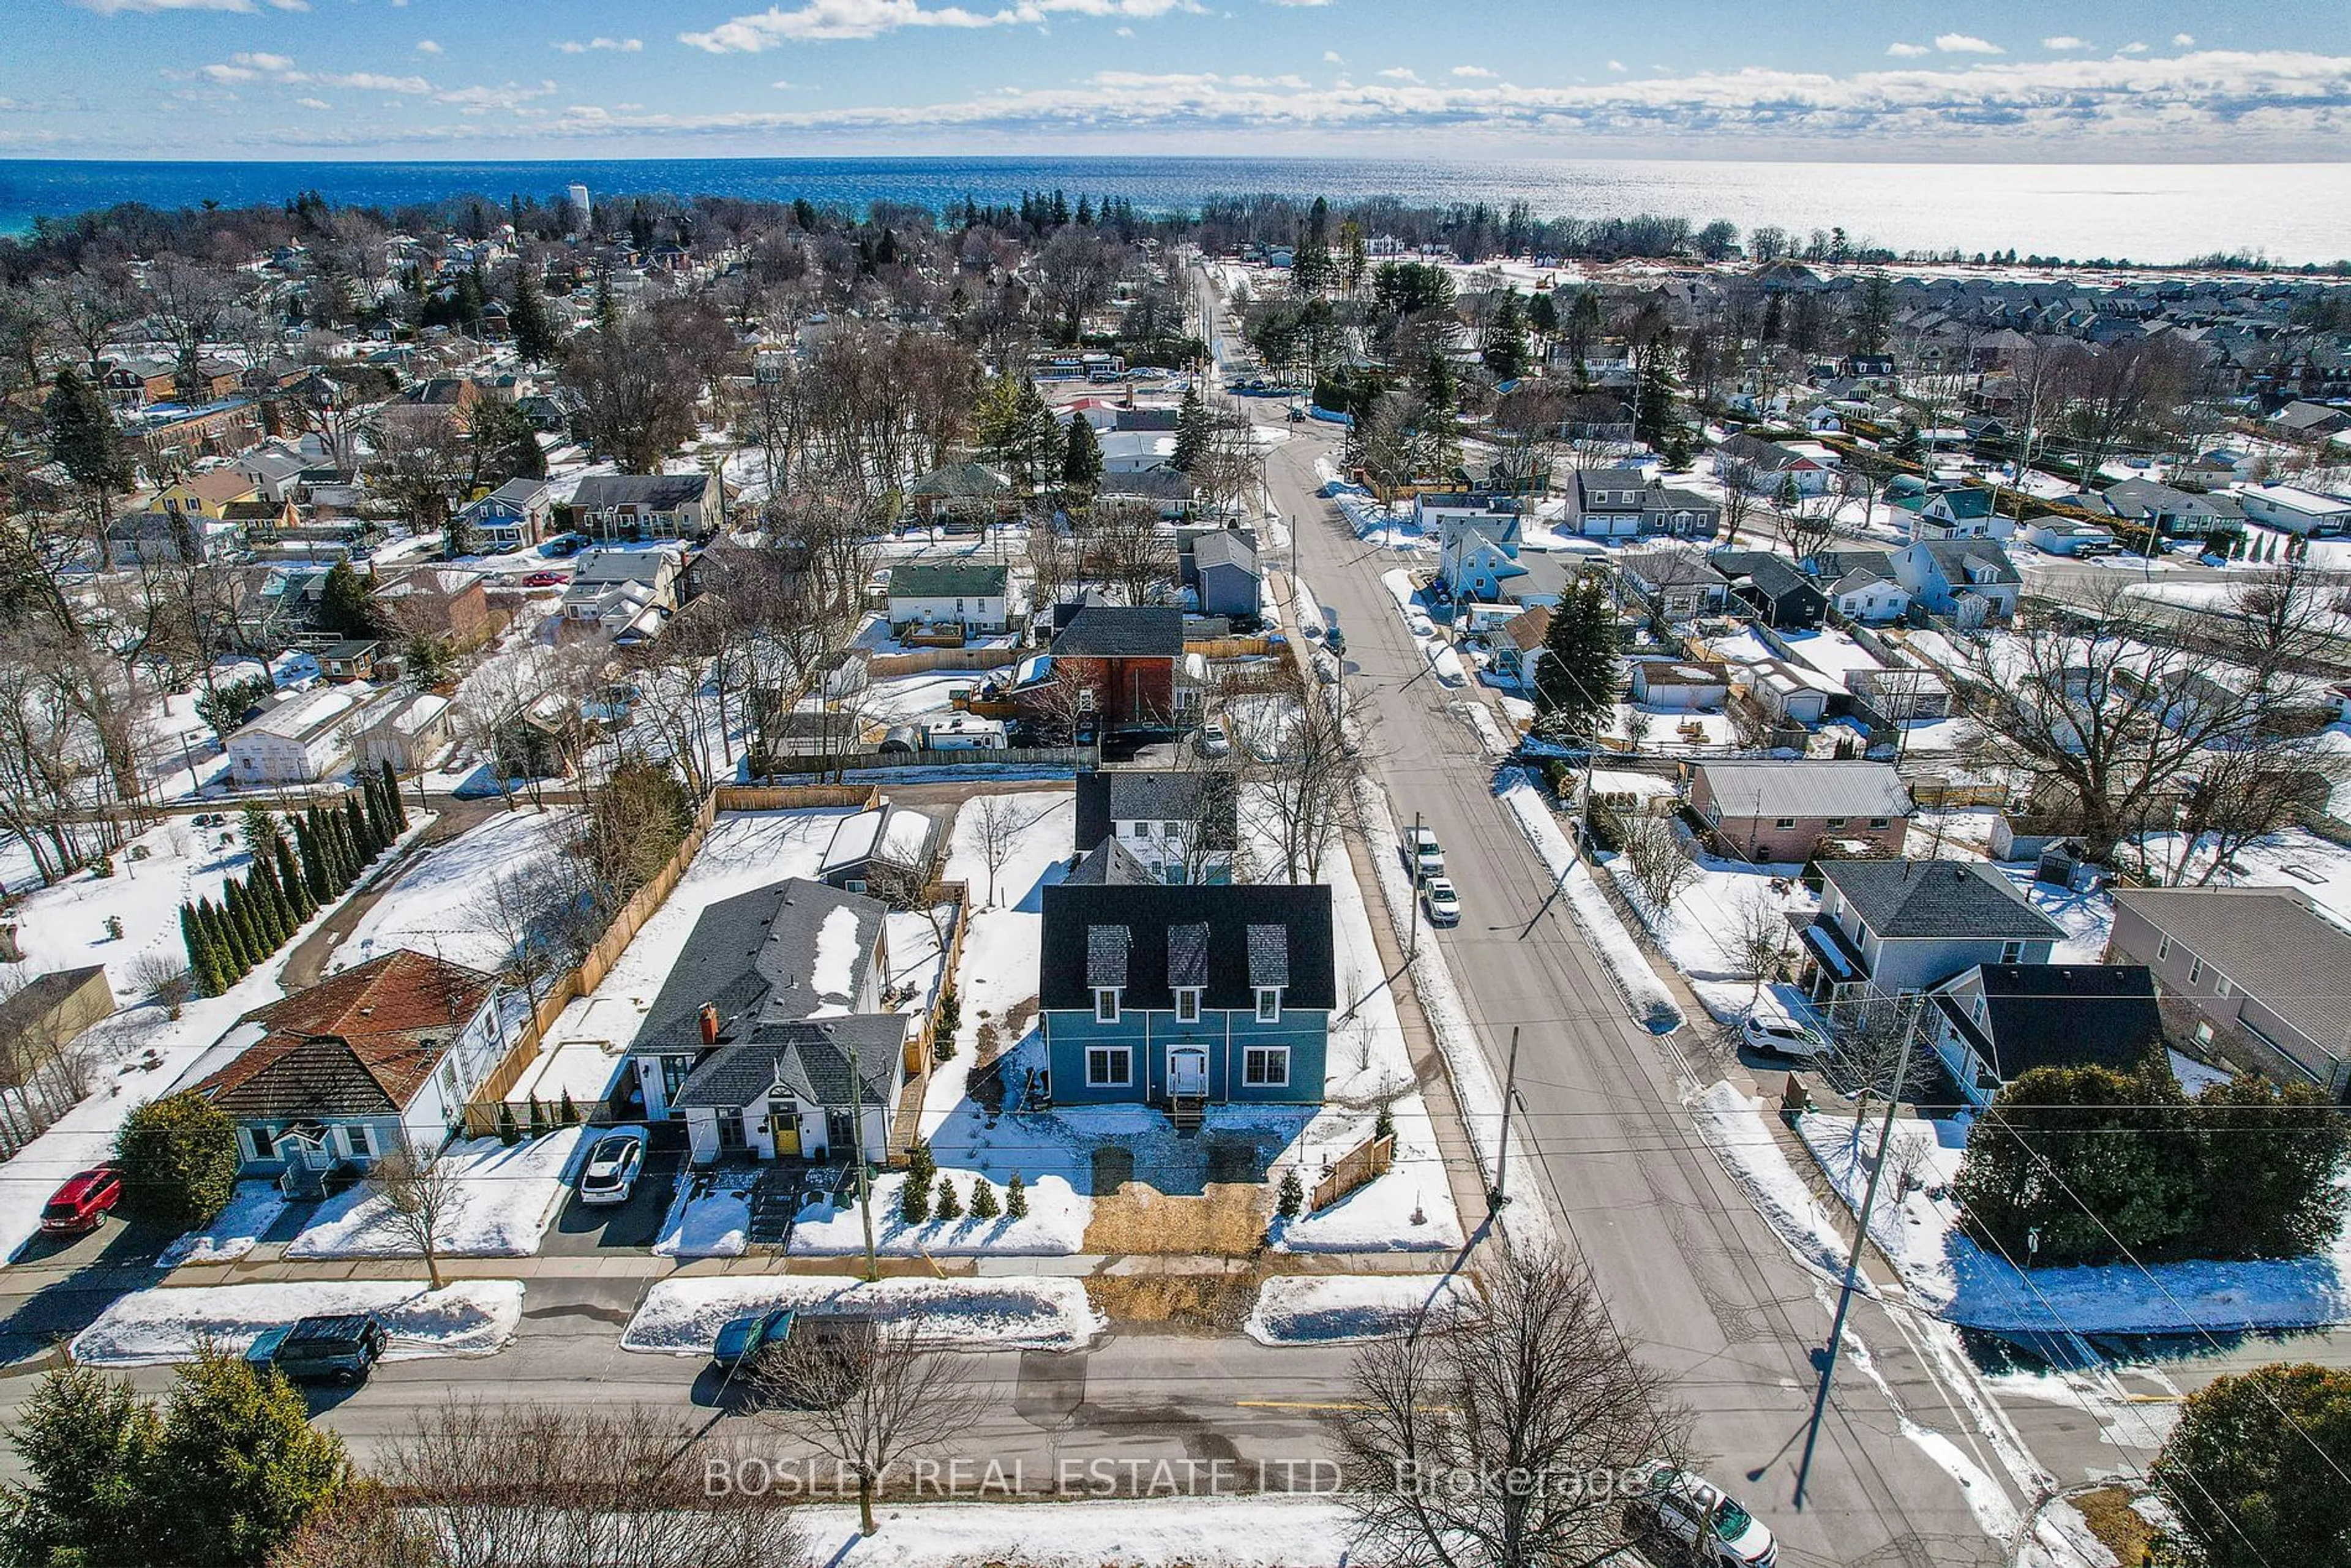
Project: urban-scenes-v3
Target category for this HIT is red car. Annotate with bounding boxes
[41,1167,122,1236]
[522,571,565,587]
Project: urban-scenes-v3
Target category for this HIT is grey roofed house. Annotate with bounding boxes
[1074,769,1239,850]
[1930,963,2164,1086]
[2272,399,2350,437]
[632,879,887,1053]
[888,560,1011,599]
[1064,835,1154,884]
[1805,548,1900,587]
[2109,886,2351,1092]
[1690,760,1914,822]
[1619,549,1730,591]
[1821,858,2064,941]
[670,1013,902,1113]
[1190,530,1256,577]
[1100,469,1199,505]
[906,461,1010,499]
[568,473,713,512]
[1114,407,1183,432]
[1049,604,1185,657]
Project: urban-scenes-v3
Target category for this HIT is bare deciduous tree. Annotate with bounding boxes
[363,1146,459,1291]
[1242,677,1363,885]
[1338,1250,1689,1568]
[754,1314,989,1537]
[966,793,1056,908]
[1618,812,1699,913]
[1710,883,1791,1007]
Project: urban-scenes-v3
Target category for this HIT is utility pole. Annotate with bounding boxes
[1488,1025,1522,1217]
[1407,811,1422,966]
[849,1045,878,1283]
[1793,1005,1916,1509]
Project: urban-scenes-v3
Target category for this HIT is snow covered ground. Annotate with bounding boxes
[653,1167,757,1258]
[1689,1081,1864,1283]
[1597,835,1817,1024]
[1377,569,1468,686]
[284,1128,590,1259]
[1494,770,1684,1032]
[790,1498,1358,1568]
[332,806,574,975]
[156,1180,290,1268]
[1796,1112,2351,1336]
[1243,1273,1479,1345]
[71,1280,525,1367]
[623,1276,1104,1355]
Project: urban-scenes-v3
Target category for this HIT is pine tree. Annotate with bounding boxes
[274,836,313,921]
[361,772,392,849]
[511,269,560,364]
[1173,384,1208,472]
[559,1089,578,1126]
[380,759,410,831]
[180,904,219,997]
[527,1097,548,1138]
[150,1347,346,1568]
[1060,415,1103,496]
[345,793,377,862]
[934,1175,963,1221]
[1276,1168,1305,1219]
[220,883,257,970]
[969,1178,1000,1220]
[900,1138,936,1223]
[1534,575,1623,744]
[43,366,135,566]
[497,1103,520,1146]
[293,815,329,902]
[1005,1172,1028,1219]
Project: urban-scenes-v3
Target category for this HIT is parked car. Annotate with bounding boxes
[760,1313,879,1409]
[1406,826,1445,881]
[39,1167,122,1236]
[711,1307,797,1372]
[522,570,565,587]
[246,1313,390,1386]
[1624,1467,1777,1568]
[542,533,586,558]
[1422,877,1460,926]
[1739,1006,1832,1061]
[1195,718,1231,758]
[576,1129,647,1206]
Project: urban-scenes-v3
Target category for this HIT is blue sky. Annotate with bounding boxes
[6,0,2349,159]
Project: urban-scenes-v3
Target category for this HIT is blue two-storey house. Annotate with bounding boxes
[1039,880,1334,1122]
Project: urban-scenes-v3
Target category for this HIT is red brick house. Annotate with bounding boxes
[1017,605,1185,737]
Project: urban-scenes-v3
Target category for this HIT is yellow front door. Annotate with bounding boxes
[770,1112,800,1158]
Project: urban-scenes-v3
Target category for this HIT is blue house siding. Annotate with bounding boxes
[1043,1007,1327,1106]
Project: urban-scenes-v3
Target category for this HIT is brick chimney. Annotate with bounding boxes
[699,1002,719,1045]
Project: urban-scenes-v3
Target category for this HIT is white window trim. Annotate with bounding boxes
[1255,987,1282,1024]
[1094,987,1120,1024]
[1243,1045,1290,1088]
[1085,1045,1132,1087]
[1174,988,1202,1024]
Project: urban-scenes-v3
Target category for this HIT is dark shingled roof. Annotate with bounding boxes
[672,1015,903,1111]
[1086,925,1131,988]
[1049,605,1184,658]
[1064,837,1152,885]
[1821,859,2065,942]
[1935,963,2164,1083]
[569,473,712,511]
[1168,923,1210,989]
[888,560,1010,600]
[1073,770,1239,852]
[1041,883,1332,1011]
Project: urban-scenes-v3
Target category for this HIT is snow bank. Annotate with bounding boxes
[286,1128,589,1259]
[1244,1273,1479,1346]
[653,1169,756,1258]
[156,1180,288,1268]
[1796,1112,2351,1335]
[1494,770,1684,1032]
[791,1172,1089,1257]
[791,1497,1357,1568]
[1689,1081,1858,1283]
[623,1276,1104,1355]
[72,1280,524,1367]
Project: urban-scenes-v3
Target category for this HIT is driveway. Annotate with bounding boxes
[537,1142,684,1255]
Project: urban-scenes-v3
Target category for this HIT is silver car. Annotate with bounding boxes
[577,1130,647,1206]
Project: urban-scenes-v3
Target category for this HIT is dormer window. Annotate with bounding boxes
[1174,988,1202,1024]
[1256,987,1282,1023]
[1095,987,1121,1024]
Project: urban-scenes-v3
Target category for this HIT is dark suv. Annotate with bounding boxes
[246,1313,390,1385]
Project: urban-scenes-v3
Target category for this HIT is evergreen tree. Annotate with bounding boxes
[180,904,220,997]
[1479,288,1531,381]
[900,1138,936,1223]
[1060,414,1103,496]
[361,771,392,849]
[510,269,559,364]
[151,1346,348,1568]
[316,561,381,639]
[293,815,328,902]
[2152,1363,2351,1568]
[496,1102,520,1147]
[220,883,257,970]
[1,1360,160,1568]
[1533,576,1623,743]
[969,1177,1000,1220]
[43,366,134,565]
[1275,1168,1305,1220]
[934,1174,963,1221]
[527,1096,548,1138]
[275,836,313,921]
[114,1092,241,1232]
[380,759,410,830]
[1005,1172,1028,1219]
[559,1089,578,1126]
[345,793,377,862]
[1173,383,1209,472]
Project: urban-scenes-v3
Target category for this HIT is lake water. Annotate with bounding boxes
[2,156,2346,266]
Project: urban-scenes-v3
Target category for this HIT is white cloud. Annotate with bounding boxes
[1322,49,1343,63]
[1374,66,1417,81]
[555,36,645,53]
[681,0,1199,50]
[1607,59,1627,73]
[183,53,434,94]
[1114,24,1131,34]
[1449,65,1493,78]
[414,38,441,54]
[322,70,431,91]
[2173,33,2195,47]
[1934,33,2003,54]
[1886,42,1930,58]
[294,96,329,108]
[2042,36,2090,51]
[434,80,557,108]
[2120,40,2150,53]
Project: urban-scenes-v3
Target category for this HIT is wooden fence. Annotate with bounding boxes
[716,784,878,811]
[1309,1132,1395,1214]
[762,745,1092,776]
[868,647,1023,678]
[1185,635,1273,660]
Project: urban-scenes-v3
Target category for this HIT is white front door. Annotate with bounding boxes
[1169,1048,1208,1097]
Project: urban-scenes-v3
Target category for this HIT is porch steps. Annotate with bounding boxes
[744,1168,805,1250]
[1168,1094,1206,1133]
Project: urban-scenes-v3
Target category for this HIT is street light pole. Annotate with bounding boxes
[1793,1006,1916,1509]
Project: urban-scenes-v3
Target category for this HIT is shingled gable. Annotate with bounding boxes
[1042,883,1333,1012]
[1049,605,1183,658]
[633,878,887,1052]
[193,949,495,1118]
